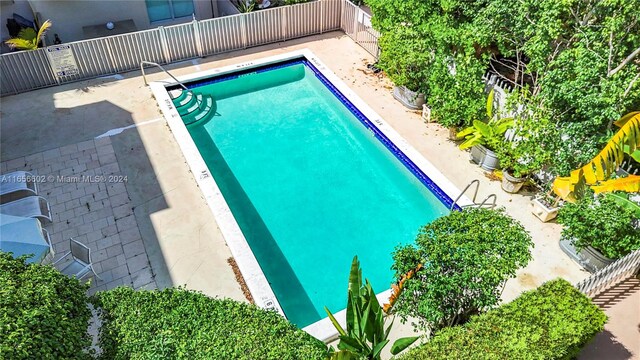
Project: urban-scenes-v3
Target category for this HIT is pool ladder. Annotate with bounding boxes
[450,179,497,210]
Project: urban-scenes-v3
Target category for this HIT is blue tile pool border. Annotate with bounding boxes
[174,58,459,211]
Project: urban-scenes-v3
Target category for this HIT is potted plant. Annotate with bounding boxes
[531,190,561,222]
[378,27,429,110]
[457,90,513,171]
[495,98,555,193]
[557,194,640,272]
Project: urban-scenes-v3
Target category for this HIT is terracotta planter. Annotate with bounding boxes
[559,237,615,273]
[393,86,425,110]
[470,145,500,171]
[501,169,526,193]
[531,198,559,222]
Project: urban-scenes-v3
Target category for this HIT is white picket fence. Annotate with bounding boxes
[576,249,640,298]
[0,0,379,96]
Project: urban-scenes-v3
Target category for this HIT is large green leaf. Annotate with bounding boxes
[486,89,495,119]
[372,339,390,359]
[325,307,347,337]
[473,120,492,138]
[390,336,420,355]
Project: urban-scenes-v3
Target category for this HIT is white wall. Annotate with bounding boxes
[1,0,35,42]
[28,0,215,43]
[216,0,239,16]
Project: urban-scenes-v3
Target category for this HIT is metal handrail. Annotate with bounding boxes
[140,61,188,90]
[451,179,480,210]
[476,194,497,210]
[450,179,497,210]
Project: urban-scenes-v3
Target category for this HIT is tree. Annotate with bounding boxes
[390,208,533,335]
[5,20,52,51]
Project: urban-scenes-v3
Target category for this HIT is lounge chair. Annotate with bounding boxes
[53,238,102,280]
[0,171,38,204]
[41,228,55,264]
[0,195,52,223]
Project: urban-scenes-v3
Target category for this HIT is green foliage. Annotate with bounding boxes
[391,208,533,334]
[557,194,640,259]
[495,93,556,177]
[325,256,418,360]
[369,0,489,128]
[283,0,310,5]
[368,0,640,175]
[457,90,514,151]
[92,287,328,360]
[5,20,52,51]
[397,279,607,360]
[236,0,255,12]
[0,252,91,359]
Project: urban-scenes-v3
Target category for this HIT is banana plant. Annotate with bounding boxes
[458,89,514,150]
[553,111,640,202]
[5,20,52,51]
[592,175,640,195]
[325,256,419,360]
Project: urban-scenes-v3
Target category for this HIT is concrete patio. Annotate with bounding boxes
[1,31,599,355]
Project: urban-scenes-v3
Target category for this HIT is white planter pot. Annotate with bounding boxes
[531,198,558,222]
[393,86,425,110]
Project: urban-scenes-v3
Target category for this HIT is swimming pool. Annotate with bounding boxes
[151,50,469,340]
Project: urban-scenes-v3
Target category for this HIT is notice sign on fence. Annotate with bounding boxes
[46,45,79,76]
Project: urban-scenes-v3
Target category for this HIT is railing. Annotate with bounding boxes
[576,249,640,298]
[1,0,368,96]
[341,0,380,58]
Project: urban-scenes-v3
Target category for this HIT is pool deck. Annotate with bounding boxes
[1,31,596,355]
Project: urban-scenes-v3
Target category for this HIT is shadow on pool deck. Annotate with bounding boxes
[0,84,245,300]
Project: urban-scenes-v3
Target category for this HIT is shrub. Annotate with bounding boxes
[0,252,91,359]
[92,287,328,360]
[557,194,640,259]
[391,208,533,334]
[398,279,607,360]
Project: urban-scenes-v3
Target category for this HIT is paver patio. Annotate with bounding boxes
[1,137,156,295]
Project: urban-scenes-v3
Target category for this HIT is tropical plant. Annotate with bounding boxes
[397,279,607,360]
[557,194,640,259]
[236,0,255,13]
[0,252,92,359]
[457,90,514,151]
[325,256,419,360]
[5,20,52,51]
[92,287,328,360]
[391,208,533,335]
[553,112,640,202]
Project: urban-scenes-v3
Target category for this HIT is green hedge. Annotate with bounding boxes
[0,252,91,359]
[398,279,607,360]
[92,287,328,360]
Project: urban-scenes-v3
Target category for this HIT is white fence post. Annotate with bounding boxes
[320,0,324,34]
[192,20,204,57]
[158,26,172,64]
[281,5,288,41]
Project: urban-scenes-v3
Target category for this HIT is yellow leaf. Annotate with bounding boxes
[592,175,640,193]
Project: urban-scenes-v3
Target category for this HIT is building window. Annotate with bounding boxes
[145,0,195,22]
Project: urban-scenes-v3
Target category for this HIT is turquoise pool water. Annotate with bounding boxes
[176,62,449,327]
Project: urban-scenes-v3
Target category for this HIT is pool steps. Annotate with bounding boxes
[170,90,216,126]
